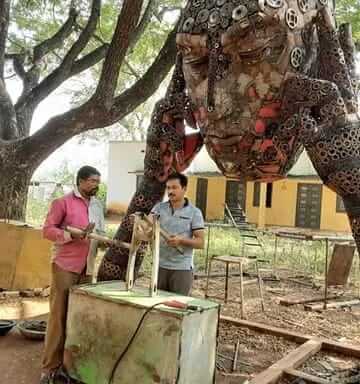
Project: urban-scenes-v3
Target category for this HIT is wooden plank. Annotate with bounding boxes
[150,217,160,296]
[320,338,360,358]
[216,372,250,384]
[327,244,355,286]
[284,368,331,384]
[195,272,242,279]
[249,340,322,384]
[221,316,309,344]
[279,294,340,306]
[304,299,360,312]
[220,316,360,358]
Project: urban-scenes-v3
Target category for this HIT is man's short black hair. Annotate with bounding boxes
[167,173,188,188]
[76,166,101,186]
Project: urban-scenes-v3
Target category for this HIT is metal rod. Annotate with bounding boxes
[225,262,229,304]
[273,234,278,278]
[239,261,244,319]
[256,261,265,312]
[205,226,211,273]
[150,217,160,296]
[232,339,240,372]
[205,258,213,299]
[324,238,329,310]
[66,225,130,249]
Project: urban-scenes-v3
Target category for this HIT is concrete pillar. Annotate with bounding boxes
[257,182,267,229]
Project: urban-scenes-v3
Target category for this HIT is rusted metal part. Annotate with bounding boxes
[98,0,360,280]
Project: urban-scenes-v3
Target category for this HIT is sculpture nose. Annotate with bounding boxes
[221,10,279,46]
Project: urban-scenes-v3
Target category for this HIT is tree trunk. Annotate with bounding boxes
[0,142,33,221]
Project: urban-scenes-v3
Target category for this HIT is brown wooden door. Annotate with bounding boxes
[295,183,322,229]
[196,178,208,218]
[225,180,246,209]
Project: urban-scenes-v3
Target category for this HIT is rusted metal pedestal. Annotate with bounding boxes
[64,282,219,384]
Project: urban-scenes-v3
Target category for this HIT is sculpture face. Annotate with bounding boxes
[177,0,332,181]
[98,0,360,282]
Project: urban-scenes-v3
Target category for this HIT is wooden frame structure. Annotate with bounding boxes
[125,213,161,296]
[220,316,360,384]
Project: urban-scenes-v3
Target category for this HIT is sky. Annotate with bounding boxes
[8,76,110,182]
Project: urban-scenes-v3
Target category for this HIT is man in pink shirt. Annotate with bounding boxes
[40,165,105,384]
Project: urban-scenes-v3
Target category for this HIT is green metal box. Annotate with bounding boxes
[64,281,219,384]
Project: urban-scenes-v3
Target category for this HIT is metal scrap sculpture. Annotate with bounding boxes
[98,0,359,281]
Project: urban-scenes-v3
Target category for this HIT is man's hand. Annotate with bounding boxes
[69,232,86,240]
[98,241,111,250]
[166,235,183,248]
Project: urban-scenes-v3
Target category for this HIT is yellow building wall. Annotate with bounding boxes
[0,222,51,290]
[187,175,226,220]
[246,179,350,232]
[320,186,351,232]
[247,178,318,227]
[245,182,258,224]
[206,177,226,220]
[188,175,350,232]
[186,176,197,204]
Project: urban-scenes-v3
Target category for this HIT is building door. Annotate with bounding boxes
[295,183,322,229]
[225,180,246,209]
[196,178,208,219]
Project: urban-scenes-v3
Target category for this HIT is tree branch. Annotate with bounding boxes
[58,0,100,68]
[69,44,109,77]
[15,0,101,111]
[0,79,18,140]
[0,0,11,78]
[124,59,141,79]
[20,24,177,168]
[9,53,27,81]
[33,7,78,63]
[94,0,144,108]
[109,24,177,124]
[128,0,156,52]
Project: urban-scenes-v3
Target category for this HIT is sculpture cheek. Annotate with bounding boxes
[159,141,168,152]
[162,113,173,125]
[255,120,266,134]
[258,102,281,118]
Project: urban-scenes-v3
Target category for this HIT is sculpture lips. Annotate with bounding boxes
[237,44,270,61]
[208,135,243,146]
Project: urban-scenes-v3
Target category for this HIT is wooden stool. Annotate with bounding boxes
[205,255,265,318]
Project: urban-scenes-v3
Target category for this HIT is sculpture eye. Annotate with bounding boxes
[184,57,209,74]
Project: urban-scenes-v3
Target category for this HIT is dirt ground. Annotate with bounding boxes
[1,270,360,384]
[0,314,47,384]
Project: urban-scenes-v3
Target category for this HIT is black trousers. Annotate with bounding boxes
[157,267,193,296]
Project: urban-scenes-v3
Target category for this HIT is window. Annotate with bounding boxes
[253,182,260,207]
[266,183,273,208]
[336,194,346,213]
[253,182,273,208]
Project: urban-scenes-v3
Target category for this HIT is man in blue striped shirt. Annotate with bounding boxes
[151,173,205,295]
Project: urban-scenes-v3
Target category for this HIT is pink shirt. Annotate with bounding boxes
[43,192,92,274]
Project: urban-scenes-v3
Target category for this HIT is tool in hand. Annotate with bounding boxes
[142,213,184,255]
[65,223,131,249]
[162,300,203,312]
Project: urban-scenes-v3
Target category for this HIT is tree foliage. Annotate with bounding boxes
[336,0,360,41]
[0,0,180,220]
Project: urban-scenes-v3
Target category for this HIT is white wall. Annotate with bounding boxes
[107,141,146,207]
[187,146,218,173]
[107,142,220,207]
